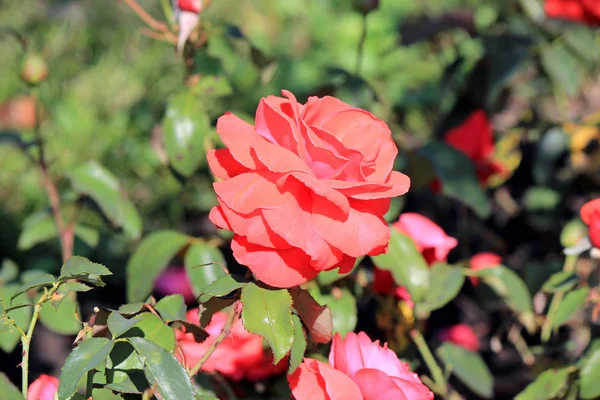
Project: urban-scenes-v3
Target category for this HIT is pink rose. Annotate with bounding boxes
[176,309,286,381]
[28,374,58,400]
[289,332,433,399]
[439,324,480,352]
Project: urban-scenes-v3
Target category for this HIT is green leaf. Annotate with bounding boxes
[184,242,227,298]
[107,312,143,338]
[91,388,125,400]
[290,287,332,344]
[241,283,294,363]
[541,271,579,293]
[11,273,55,302]
[515,367,572,400]
[69,161,141,239]
[17,212,58,250]
[155,294,186,322]
[122,312,176,352]
[552,287,590,329]
[163,92,210,177]
[541,42,583,96]
[0,259,18,284]
[198,274,246,303]
[175,321,209,343]
[289,314,307,374]
[129,337,195,400]
[328,288,357,338]
[563,25,599,63]
[74,224,100,248]
[419,141,491,218]
[438,342,494,398]
[52,282,93,308]
[371,229,429,303]
[417,263,465,314]
[39,295,82,335]
[0,284,32,352]
[58,338,115,400]
[59,256,112,286]
[0,372,24,400]
[104,342,147,394]
[117,302,146,315]
[126,230,190,302]
[479,265,535,331]
[580,347,600,399]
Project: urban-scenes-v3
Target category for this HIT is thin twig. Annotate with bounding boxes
[189,301,241,377]
[508,324,535,366]
[121,0,169,32]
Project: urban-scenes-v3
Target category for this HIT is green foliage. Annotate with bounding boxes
[184,242,227,298]
[371,229,429,303]
[515,367,573,400]
[126,230,190,302]
[552,287,590,329]
[0,373,24,400]
[416,263,465,315]
[437,342,494,398]
[241,283,295,364]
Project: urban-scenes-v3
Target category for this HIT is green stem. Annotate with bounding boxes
[541,255,577,342]
[188,302,240,377]
[160,0,174,28]
[22,303,42,399]
[410,329,447,395]
[355,14,367,76]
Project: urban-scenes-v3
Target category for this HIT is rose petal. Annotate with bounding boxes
[216,113,259,169]
[289,359,363,400]
[313,198,390,257]
[353,369,409,400]
[231,236,318,288]
[213,172,295,214]
[207,149,250,179]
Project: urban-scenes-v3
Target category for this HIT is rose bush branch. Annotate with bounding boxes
[188,301,241,377]
[410,329,448,396]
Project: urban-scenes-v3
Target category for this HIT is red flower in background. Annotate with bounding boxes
[208,90,410,288]
[289,332,433,400]
[154,267,195,303]
[28,374,58,400]
[373,213,458,300]
[581,198,600,248]
[444,110,504,186]
[178,0,203,13]
[545,0,600,25]
[176,309,287,380]
[439,324,480,352]
[468,252,502,286]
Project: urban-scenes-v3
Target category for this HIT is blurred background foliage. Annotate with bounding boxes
[0,0,599,398]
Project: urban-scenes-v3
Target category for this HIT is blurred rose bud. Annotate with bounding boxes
[469,252,502,286]
[178,0,203,13]
[0,96,37,130]
[561,219,588,248]
[21,53,48,85]
[27,374,58,400]
[439,324,480,352]
[154,266,195,303]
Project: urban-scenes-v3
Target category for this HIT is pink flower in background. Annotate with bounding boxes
[154,267,195,303]
[468,252,501,286]
[439,324,480,352]
[393,213,458,265]
[27,374,58,400]
[289,332,433,399]
[373,213,457,301]
[176,309,287,381]
[178,0,203,13]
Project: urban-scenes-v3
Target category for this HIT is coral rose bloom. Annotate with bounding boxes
[439,324,480,352]
[28,374,58,400]
[289,332,433,400]
[178,0,203,13]
[581,198,600,248]
[208,90,410,288]
[176,310,286,381]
